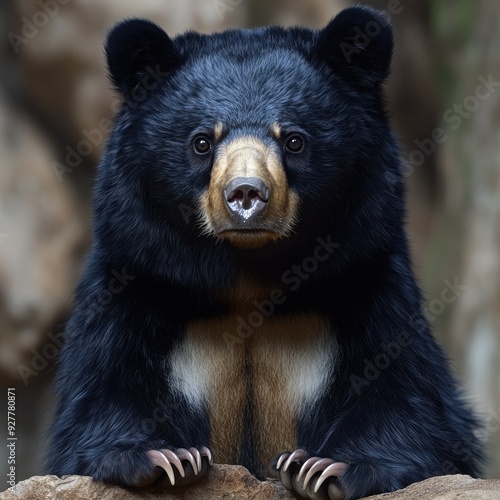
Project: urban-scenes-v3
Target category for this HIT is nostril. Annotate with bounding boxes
[228,190,245,202]
[227,188,263,203]
[225,178,269,202]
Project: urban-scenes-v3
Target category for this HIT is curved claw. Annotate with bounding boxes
[189,447,202,473]
[146,450,176,485]
[277,452,290,470]
[200,446,213,466]
[176,448,198,475]
[313,463,350,493]
[303,458,335,490]
[283,449,309,472]
[159,449,185,478]
[297,456,322,482]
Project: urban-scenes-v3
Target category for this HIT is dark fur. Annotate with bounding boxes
[47,6,483,498]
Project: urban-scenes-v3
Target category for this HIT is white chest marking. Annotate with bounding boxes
[168,312,337,416]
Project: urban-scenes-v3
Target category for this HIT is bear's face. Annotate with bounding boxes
[104,7,394,253]
[162,49,336,249]
[145,50,312,249]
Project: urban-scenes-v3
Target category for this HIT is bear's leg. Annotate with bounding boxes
[47,290,214,489]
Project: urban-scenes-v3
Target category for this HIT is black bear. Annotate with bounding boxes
[47,6,483,499]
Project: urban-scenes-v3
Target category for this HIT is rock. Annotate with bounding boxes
[2,471,500,500]
[0,465,295,500]
[368,474,500,499]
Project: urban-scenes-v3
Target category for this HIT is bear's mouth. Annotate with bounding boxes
[217,229,280,249]
[219,229,275,234]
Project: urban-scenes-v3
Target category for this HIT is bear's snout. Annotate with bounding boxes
[199,134,299,249]
[224,177,269,221]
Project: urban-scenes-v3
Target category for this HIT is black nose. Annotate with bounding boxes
[224,177,269,218]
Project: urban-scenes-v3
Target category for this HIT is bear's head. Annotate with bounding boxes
[96,6,403,286]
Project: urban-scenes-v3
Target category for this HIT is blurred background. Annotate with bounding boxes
[0,0,499,488]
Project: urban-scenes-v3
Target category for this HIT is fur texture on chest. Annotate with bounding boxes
[168,309,337,470]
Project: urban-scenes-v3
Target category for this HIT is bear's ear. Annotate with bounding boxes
[105,19,182,96]
[314,6,393,89]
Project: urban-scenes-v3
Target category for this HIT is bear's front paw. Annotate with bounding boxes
[274,449,349,500]
[144,446,213,487]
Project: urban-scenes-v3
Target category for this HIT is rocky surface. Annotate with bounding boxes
[0,465,294,500]
[1,469,500,500]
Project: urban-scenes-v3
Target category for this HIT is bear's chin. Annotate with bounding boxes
[219,230,278,250]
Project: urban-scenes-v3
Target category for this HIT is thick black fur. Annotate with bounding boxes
[47,6,483,499]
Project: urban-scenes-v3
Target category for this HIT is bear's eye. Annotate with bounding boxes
[285,135,305,154]
[194,135,212,155]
